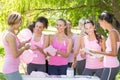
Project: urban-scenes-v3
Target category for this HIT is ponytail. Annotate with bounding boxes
[113,17,120,28]
[84,19,102,44]
[99,11,120,28]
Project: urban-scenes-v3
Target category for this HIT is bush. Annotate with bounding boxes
[0,46,5,56]
[0,72,6,80]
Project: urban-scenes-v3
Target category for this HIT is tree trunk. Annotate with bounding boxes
[99,0,120,33]
[111,0,120,33]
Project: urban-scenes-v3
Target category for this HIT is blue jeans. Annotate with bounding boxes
[5,71,22,80]
[48,65,68,75]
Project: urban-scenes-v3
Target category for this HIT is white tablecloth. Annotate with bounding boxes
[22,75,100,80]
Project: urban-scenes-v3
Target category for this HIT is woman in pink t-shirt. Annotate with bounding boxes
[72,18,86,75]
[2,12,30,80]
[66,20,77,66]
[66,20,77,74]
[80,19,105,78]
[48,19,72,75]
[90,11,120,80]
[27,17,49,74]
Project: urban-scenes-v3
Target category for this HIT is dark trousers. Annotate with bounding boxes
[48,65,68,75]
[101,67,119,80]
[76,59,86,75]
[27,63,46,75]
[82,68,103,78]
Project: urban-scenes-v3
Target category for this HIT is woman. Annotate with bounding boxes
[2,12,30,80]
[72,18,86,75]
[66,20,77,74]
[48,18,72,75]
[90,11,120,80]
[66,20,77,67]
[27,17,49,74]
[81,19,105,78]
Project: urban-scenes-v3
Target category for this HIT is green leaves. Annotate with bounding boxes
[0,72,6,80]
[0,0,120,32]
[0,46,5,56]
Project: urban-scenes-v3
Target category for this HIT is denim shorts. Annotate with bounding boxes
[5,71,23,80]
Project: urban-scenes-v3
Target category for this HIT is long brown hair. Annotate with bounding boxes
[58,18,67,35]
[84,19,102,44]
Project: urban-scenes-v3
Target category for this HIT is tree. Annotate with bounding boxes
[99,0,120,32]
[0,0,120,32]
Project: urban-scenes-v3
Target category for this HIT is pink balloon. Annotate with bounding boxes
[20,49,34,64]
[17,29,32,42]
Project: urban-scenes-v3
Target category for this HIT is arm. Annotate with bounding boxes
[35,35,49,56]
[6,34,30,58]
[18,39,31,49]
[73,36,81,62]
[80,36,86,58]
[101,36,106,52]
[72,36,81,68]
[91,31,118,56]
[98,36,106,61]
[56,37,72,58]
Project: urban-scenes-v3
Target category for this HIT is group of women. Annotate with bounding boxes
[2,11,120,80]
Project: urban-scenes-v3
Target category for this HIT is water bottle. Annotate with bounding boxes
[66,67,74,77]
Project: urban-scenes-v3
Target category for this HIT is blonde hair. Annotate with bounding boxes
[79,18,86,25]
[7,12,22,25]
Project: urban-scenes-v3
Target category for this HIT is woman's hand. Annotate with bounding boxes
[72,60,77,69]
[80,49,86,58]
[98,57,103,62]
[56,50,61,56]
[30,45,37,51]
[24,43,30,50]
[89,50,98,54]
[35,45,42,51]
[34,45,47,56]
[22,39,31,46]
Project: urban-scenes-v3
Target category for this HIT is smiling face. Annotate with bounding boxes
[34,21,44,33]
[84,23,95,35]
[56,20,66,33]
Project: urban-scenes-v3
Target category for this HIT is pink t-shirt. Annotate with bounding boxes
[84,36,103,69]
[68,34,77,62]
[2,31,20,74]
[49,36,68,66]
[30,34,46,64]
[104,34,120,68]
